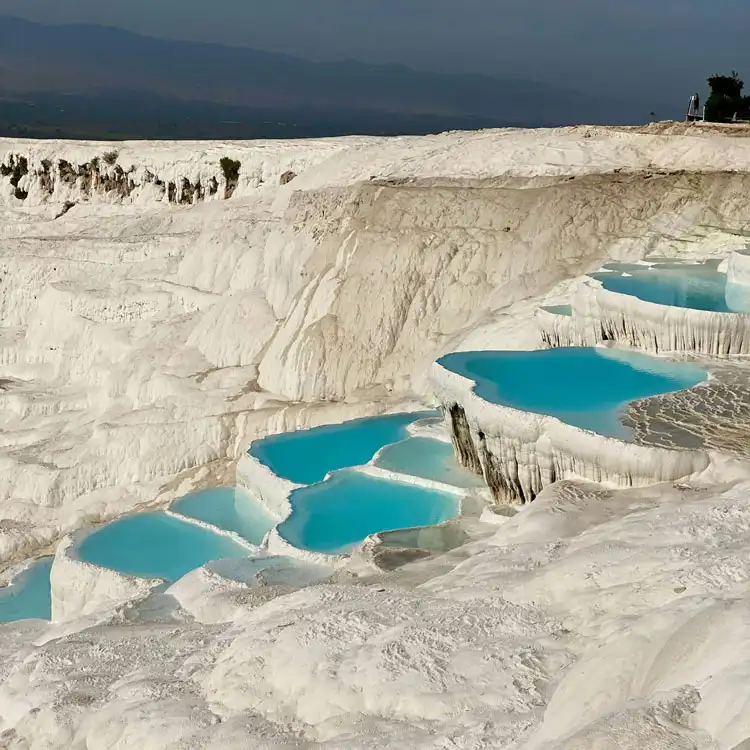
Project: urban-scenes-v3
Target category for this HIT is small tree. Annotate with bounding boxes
[103,150,119,166]
[219,157,241,198]
[705,72,750,122]
[220,157,241,183]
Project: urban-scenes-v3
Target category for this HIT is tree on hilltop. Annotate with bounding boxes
[705,71,750,121]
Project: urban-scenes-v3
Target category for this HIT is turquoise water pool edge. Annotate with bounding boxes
[78,512,251,583]
[0,557,53,623]
[374,437,485,489]
[248,411,438,485]
[437,347,707,439]
[277,469,461,554]
[171,486,275,545]
[591,263,750,314]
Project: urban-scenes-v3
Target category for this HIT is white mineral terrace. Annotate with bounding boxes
[537,249,750,355]
[429,356,712,503]
[3,124,750,749]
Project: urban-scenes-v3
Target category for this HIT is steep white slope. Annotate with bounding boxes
[544,273,750,356]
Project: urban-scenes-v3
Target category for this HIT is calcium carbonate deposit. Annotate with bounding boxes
[3,123,750,749]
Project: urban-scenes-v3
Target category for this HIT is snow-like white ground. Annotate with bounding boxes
[2,123,750,748]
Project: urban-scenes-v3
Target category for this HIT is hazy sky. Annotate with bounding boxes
[4,0,750,105]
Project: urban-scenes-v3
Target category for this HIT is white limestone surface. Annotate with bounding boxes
[49,534,162,623]
[236,453,302,522]
[165,556,336,625]
[535,305,594,348]
[4,126,750,748]
[3,128,750,557]
[727,248,750,287]
[2,477,750,748]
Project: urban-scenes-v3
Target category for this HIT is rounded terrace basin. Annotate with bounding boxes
[540,304,572,316]
[248,411,436,485]
[590,263,750,314]
[206,555,331,589]
[374,437,484,488]
[599,262,650,272]
[277,470,461,554]
[437,347,706,439]
[0,557,53,623]
[171,486,275,544]
[78,512,250,583]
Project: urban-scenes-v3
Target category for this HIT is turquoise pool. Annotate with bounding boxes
[0,557,53,623]
[437,347,706,438]
[172,486,275,544]
[591,263,750,314]
[277,470,460,554]
[78,512,250,583]
[248,411,435,484]
[375,437,484,488]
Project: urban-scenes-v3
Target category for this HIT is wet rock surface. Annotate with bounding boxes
[624,360,750,456]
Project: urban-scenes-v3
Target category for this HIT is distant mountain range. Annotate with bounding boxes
[0,16,648,139]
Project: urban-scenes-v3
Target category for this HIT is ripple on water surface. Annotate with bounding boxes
[171,486,275,544]
[0,557,52,623]
[248,411,436,484]
[437,347,706,439]
[277,470,460,554]
[78,512,249,583]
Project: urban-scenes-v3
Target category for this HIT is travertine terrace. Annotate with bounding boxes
[2,123,750,749]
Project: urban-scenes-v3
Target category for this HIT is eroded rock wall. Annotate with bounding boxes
[259,171,750,401]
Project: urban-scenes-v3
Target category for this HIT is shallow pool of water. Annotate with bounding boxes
[437,347,706,438]
[0,557,53,623]
[78,512,250,583]
[540,304,573,316]
[249,411,435,484]
[207,555,331,588]
[375,437,484,488]
[600,262,650,272]
[591,264,750,314]
[172,486,275,544]
[277,470,460,554]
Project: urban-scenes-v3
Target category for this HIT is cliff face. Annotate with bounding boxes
[1,128,750,560]
[538,273,750,356]
[1,150,222,206]
[258,170,750,401]
[0,137,363,208]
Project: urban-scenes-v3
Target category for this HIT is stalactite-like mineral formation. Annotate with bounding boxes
[431,360,711,504]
